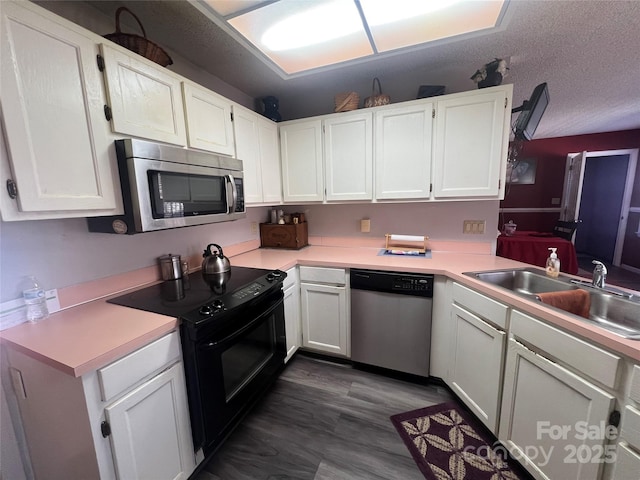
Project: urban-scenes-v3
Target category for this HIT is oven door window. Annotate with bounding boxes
[148,171,226,218]
[221,317,275,402]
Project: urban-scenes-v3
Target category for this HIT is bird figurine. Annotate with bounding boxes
[471,58,508,88]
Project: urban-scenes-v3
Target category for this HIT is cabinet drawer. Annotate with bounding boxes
[98,332,181,402]
[630,364,640,405]
[299,266,346,285]
[613,443,640,480]
[621,405,640,452]
[452,282,508,329]
[510,310,620,389]
[283,266,298,290]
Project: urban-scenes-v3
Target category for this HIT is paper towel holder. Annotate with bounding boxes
[385,234,429,254]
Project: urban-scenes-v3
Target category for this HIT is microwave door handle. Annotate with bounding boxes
[225,174,237,214]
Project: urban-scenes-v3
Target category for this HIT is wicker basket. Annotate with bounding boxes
[104,7,173,67]
[364,77,390,108]
[334,92,359,112]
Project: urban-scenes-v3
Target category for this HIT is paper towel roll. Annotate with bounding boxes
[388,234,425,242]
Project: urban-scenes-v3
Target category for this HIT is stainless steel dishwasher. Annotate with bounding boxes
[350,269,433,377]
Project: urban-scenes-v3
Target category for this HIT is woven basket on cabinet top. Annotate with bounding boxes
[334,92,359,112]
[104,7,173,67]
[363,77,390,108]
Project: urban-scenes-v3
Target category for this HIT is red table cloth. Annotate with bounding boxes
[496,231,579,275]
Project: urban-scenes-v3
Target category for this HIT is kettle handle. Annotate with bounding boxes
[203,243,224,258]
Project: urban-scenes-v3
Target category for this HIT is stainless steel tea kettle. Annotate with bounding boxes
[201,243,230,274]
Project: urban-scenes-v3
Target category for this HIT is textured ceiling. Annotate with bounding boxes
[75,1,640,139]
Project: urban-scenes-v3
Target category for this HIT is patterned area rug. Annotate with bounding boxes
[391,402,525,480]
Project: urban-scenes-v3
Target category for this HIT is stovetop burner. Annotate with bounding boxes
[108,266,285,325]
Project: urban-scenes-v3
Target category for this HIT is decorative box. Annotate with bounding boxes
[259,222,308,250]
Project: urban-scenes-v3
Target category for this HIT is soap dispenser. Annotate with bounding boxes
[546,248,560,278]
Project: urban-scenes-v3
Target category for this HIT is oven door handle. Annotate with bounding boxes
[200,298,282,349]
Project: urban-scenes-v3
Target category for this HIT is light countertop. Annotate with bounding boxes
[2,245,638,378]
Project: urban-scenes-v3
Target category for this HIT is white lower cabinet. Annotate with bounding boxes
[6,331,196,480]
[450,303,505,433]
[105,363,194,480]
[449,283,508,434]
[613,365,640,480]
[299,267,349,357]
[283,267,301,362]
[499,337,615,480]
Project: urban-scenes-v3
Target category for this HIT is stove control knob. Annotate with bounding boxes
[199,305,213,316]
[270,270,282,278]
[213,299,224,310]
[266,274,274,282]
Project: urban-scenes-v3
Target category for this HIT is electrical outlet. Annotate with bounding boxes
[360,218,371,233]
[250,222,258,235]
[551,197,561,205]
[463,220,486,234]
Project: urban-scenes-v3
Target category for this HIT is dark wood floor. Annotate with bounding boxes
[193,354,454,480]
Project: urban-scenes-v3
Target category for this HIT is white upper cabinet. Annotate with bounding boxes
[0,1,119,216]
[100,43,187,146]
[324,112,373,201]
[375,103,434,200]
[257,117,283,204]
[233,104,281,204]
[433,86,511,198]
[280,119,324,202]
[183,82,235,155]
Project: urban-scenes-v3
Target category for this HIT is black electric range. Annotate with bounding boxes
[108,265,288,457]
[108,266,285,329]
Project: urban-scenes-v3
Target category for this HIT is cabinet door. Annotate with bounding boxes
[233,106,282,204]
[612,444,640,480]
[233,106,263,203]
[257,117,282,204]
[101,44,186,146]
[183,83,234,155]
[324,112,373,201]
[375,103,434,200]
[0,2,117,212]
[499,338,615,480]
[284,283,301,362]
[449,304,505,434]
[105,362,195,480]
[300,283,348,356]
[433,89,507,198]
[280,119,324,202]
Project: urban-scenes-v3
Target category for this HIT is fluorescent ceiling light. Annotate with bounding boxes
[360,0,462,27]
[262,1,362,51]
[201,0,507,76]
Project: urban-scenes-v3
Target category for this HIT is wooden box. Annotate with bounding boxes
[260,222,308,249]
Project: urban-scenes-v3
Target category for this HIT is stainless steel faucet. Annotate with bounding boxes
[592,260,607,288]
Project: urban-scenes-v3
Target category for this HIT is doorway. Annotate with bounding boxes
[574,155,628,263]
[560,148,638,267]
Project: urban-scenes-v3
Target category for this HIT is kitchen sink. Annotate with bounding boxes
[467,268,575,299]
[464,268,640,340]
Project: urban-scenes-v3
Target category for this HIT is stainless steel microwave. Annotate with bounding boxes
[87,139,245,234]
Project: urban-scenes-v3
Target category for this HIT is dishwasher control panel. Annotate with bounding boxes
[350,269,433,297]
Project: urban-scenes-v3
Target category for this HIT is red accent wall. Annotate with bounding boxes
[499,129,640,267]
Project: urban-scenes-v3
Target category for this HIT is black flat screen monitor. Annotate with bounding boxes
[514,82,549,140]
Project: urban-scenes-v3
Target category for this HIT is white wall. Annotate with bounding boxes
[286,201,499,242]
[0,207,269,303]
[0,201,500,302]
